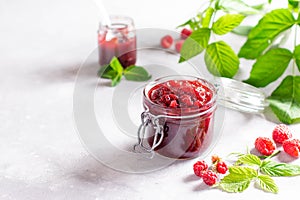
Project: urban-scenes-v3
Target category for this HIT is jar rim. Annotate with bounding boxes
[99,15,135,29]
[143,75,217,117]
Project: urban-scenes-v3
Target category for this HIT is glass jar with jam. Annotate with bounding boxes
[136,75,217,159]
[98,15,136,68]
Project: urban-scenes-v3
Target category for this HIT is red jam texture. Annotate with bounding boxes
[145,79,216,159]
[148,80,213,110]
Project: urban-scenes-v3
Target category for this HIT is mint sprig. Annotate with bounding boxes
[98,57,151,87]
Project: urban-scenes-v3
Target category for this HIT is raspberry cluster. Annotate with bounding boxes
[254,124,300,158]
[193,155,228,186]
[160,28,192,53]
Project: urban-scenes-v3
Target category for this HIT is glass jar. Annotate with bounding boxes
[98,15,137,68]
[136,75,217,159]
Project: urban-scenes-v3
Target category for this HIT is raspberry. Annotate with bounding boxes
[169,100,178,108]
[181,28,192,39]
[160,35,173,48]
[202,170,218,186]
[180,94,193,106]
[272,124,292,144]
[216,161,228,174]
[283,139,300,157]
[254,137,276,156]
[193,160,208,177]
[175,40,184,53]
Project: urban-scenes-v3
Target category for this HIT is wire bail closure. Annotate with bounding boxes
[133,107,165,157]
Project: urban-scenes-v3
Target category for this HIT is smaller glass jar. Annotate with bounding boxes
[136,75,217,159]
[98,15,136,68]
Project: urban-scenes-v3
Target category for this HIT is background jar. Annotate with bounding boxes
[98,15,136,68]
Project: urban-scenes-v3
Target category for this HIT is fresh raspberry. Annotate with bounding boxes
[216,161,228,174]
[283,139,300,157]
[254,137,276,156]
[193,160,208,177]
[181,28,192,39]
[202,170,218,186]
[272,124,292,144]
[160,35,173,48]
[175,40,184,53]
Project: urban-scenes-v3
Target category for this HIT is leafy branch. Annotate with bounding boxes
[178,0,300,124]
[216,152,300,193]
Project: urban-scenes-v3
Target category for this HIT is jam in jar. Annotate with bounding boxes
[138,75,217,159]
[98,15,136,68]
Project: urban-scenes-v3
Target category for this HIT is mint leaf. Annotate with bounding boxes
[294,45,300,72]
[101,57,123,87]
[212,14,245,35]
[236,154,262,167]
[123,66,151,81]
[111,74,122,87]
[257,174,278,193]
[110,56,123,74]
[244,48,293,87]
[217,166,257,193]
[232,25,253,36]
[260,160,300,176]
[219,0,262,15]
[238,9,296,59]
[267,75,300,124]
[98,64,117,79]
[179,28,211,62]
[204,41,239,78]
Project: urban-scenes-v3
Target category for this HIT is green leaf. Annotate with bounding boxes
[294,45,300,72]
[217,166,257,193]
[123,66,151,81]
[177,18,201,31]
[212,14,245,35]
[231,25,253,36]
[236,154,262,167]
[110,56,123,74]
[98,64,116,79]
[111,74,122,87]
[238,9,296,59]
[219,0,262,15]
[100,57,124,87]
[204,41,239,78]
[260,160,300,176]
[267,75,300,124]
[179,28,211,62]
[229,166,258,177]
[288,0,300,12]
[244,48,293,87]
[201,7,214,28]
[257,174,278,193]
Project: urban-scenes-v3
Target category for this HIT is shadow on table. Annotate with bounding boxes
[33,60,107,86]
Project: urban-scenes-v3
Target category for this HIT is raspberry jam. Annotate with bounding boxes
[140,76,217,159]
[98,16,137,68]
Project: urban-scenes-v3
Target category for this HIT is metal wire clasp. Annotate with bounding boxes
[133,108,165,157]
